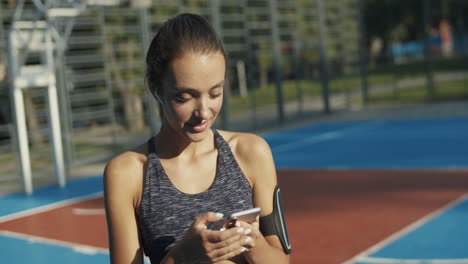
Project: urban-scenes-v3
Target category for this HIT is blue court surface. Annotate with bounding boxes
[0,176,103,216]
[0,177,106,264]
[346,195,468,264]
[265,117,468,169]
[1,116,467,263]
[0,233,109,264]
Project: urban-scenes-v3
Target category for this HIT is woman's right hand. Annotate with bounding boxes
[167,212,250,263]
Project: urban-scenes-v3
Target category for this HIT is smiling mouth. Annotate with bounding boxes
[187,120,209,132]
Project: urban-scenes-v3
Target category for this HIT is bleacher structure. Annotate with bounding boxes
[1,0,120,194]
[0,0,361,194]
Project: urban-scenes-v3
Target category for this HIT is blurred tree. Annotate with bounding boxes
[364,0,420,46]
[363,0,468,49]
[7,0,16,8]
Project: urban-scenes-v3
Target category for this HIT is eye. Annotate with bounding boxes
[210,87,223,98]
[175,93,191,102]
[210,92,222,98]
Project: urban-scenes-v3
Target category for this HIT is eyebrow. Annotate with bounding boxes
[174,80,225,92]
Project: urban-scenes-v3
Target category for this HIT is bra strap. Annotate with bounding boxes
[148,137,156,154]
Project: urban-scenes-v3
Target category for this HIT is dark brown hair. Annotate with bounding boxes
[145,13,227,100]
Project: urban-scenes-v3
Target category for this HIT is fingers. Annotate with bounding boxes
[220,218,241,231]
[202,227,250,262]
[248,215,260,229]
[193,212,224,229]
[205,226,245,245]
[209,243,248,262]
[233,220,261,250]
[242,232,257,250]
[188,212,261,262]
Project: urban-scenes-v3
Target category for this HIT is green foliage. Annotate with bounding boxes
[227,57,468,116]
[363,0,468,46]
[368,78,468,104]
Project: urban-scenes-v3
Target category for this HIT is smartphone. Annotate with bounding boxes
[224,207,261,229]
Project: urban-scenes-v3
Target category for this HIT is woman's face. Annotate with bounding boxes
[160,51,225,142]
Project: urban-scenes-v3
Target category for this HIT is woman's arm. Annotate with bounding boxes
[104,153,144,264]
[235,134,290,264]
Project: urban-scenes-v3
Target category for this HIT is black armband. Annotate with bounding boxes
[259,185,292,254]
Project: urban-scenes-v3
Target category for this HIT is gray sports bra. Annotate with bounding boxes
[139,130,253,263]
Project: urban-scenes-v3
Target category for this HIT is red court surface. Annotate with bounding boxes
[0,196,108,249]
[278,169,468,263]
[1,169,467,263]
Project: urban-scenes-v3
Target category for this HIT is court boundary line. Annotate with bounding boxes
[72,208,106,215]
[271,121,383,153]
[354,257,468,264]
[0,230,109,254]
[342,193,468,264]
[1,230,150,263]
[0,192,103,223]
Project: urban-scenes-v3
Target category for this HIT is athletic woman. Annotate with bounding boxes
[104,13,291,264]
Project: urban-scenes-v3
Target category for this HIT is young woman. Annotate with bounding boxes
[104,13,291,264]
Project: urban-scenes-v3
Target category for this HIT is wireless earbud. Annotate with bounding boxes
[154,92,164,105]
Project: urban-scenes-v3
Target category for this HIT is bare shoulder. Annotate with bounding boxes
[105,151,146,178]
[218,130,271,158]
[217,130,275,186]
[104,143,149,206]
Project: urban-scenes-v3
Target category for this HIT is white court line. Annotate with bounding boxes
[0,193,150,263]
[0,230,151,263]
[353,256,468,264]
[342,193,468,264]
[271,121,383,153]
[0,230,109,255]
[72,208,105,215]
[0,192,103,223]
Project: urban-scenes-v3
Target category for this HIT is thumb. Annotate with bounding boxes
[194,212,224,229]
[252,215,260,227]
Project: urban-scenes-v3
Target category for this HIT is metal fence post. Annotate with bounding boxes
[269,0,285,122]
[458,8,468,92]
[138,6,160,136]
[293,0,303,116]
[316,0,330,114]
[45,25,66,188]
[358,0,369,105]
[209,0,228,129]
[99,11,118,155]
[7,29,33,195]
[242,0,257,127]
[386,0,400,101]
[338,0,350,109]
[55,34,73,175]
[422,0,435,99]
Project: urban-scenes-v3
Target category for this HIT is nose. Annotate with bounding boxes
[195,97,210,120]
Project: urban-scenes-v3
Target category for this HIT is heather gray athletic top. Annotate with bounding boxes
[139,130,253,263]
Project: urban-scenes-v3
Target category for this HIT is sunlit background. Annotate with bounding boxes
[1,1,468,264]
[1,0,467,193]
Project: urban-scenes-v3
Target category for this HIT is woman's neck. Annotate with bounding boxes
[155,123,214,159]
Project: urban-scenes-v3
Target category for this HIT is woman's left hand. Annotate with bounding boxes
[224,216,261,252]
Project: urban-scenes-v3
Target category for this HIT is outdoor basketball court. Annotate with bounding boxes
[1,116,467,263]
